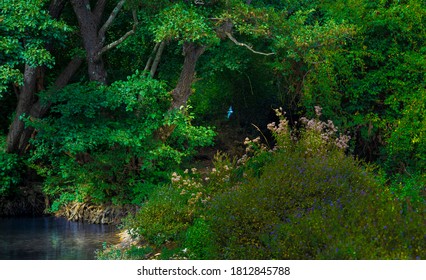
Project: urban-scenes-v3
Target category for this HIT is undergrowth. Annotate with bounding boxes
[101,108,426,260]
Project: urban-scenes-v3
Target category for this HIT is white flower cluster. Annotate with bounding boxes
[300,106,351,150]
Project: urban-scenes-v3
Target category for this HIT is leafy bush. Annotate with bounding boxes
[0,151,22,196]
[123,152,239,258]
[126,185,191,246]
[183,218,217,260]
[119,109,425,260]
[384,88,426,203]
[208,110,426,259]
[28,73,215,209]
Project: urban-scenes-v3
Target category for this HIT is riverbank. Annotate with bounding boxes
[56,202,139,225]
[0,186,137,226]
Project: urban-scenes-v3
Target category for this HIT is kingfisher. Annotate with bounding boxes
[227,106,234,119]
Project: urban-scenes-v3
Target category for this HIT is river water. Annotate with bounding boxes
[0,216,119,260]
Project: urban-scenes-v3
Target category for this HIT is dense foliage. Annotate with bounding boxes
[0,136,23,196]
[0,0,70,94]
[102,111,425,260]
[28,74,214,209]
[1,0,425,260]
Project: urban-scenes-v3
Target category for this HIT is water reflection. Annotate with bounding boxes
[0,216,119,260]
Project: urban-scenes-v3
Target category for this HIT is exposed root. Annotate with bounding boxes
[57,202,138,225]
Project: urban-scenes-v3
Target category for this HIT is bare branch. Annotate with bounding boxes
[98,7,139,56]
[225,32,274,56]
[98,0,126,43]
[132,9,138,25]
[144,42,160,73]
[150,41,166,78]
[98,29,134,55]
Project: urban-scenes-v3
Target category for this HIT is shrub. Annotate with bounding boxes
[384,89,426,204]
[120,108,426,260]
[183,218,217,260]
[126,185,192,246]
[208,109,426,259]
[28,74,215,208]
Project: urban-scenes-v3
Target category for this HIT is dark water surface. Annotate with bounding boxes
[0,216,119,260]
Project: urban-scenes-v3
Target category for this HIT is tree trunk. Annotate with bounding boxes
[171,42,206,110]
[157,42,206,141]
[30,57,84,119]
[48,0,68,19]
[71,0,107,84]
[5,0,82,154]
[6,65,37,154]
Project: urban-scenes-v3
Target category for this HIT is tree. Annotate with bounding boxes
[1,0,139,154]
[136,0,282,139]
[70,0,138,84]
[1,0,74,154]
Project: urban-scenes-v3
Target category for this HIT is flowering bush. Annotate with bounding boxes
[125,152,239,254]
[208,108,425,259]
[122,107,425,260]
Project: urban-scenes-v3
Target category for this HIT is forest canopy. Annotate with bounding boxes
[1,0,425,259]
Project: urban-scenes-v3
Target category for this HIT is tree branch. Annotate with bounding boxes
[150,41,166,78]
[48,0,67,19]
[93,0,107,26]
[30,56,84,118]
[98,6,138,56]
[225,32,274,56]
[98,29,134,56]
[132,9,139,25]
[144,42,160,73]
[98,0,126,43]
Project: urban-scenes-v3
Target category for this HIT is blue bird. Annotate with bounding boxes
[227,106,233,119]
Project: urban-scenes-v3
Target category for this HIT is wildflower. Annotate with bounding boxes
[267,122,276,131]
[300,116,309,124]
[335,134,351,150]
[314,105,322,117]
[273,107,285,117]
[171,172,182,183]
